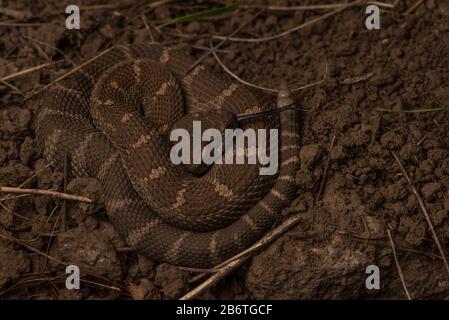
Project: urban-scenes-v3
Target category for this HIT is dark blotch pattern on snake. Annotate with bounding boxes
[35,44,300,268]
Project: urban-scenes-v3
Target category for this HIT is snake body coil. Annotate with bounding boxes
[36,44,300,268]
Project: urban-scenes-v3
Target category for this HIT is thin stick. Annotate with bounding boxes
[315,133,336,204]
[141,14,155,42]
[402,0,424,16]
[392,152,449,276]
[28,46,115,99]
[0,186,93,203]
[180,214,303,300]
[79,4,120,10]
[0,161,53,202]
[180,259,241,300]
[21,35,75,66]
[212,45,328,94]
[386,228,412,300]
[61,153,68,231]
[211,46,277,93]
[244,1,395,11]
[185,9,264,75]
[213,0,361,43]
[291,55,328,92]
[0,61,62,82]
[0,22,44,27]
[0,7,31,19]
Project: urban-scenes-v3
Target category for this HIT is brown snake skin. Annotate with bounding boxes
[35,43,300,268]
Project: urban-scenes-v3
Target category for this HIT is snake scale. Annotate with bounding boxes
[35,43,300,268]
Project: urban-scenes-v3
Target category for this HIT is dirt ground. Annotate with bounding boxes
[1,0,449,299]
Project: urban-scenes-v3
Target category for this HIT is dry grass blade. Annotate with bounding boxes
[21,35,75,66]
[211,44,328,94]
[159,0,244,27]
[402,0,424,16]
[0,186,93,203]
[186,9,264,75]
[213,0,361,43]
[211,45,277,93]
[245,1,395,11]
[315,133,336,204]
[392,152,449,276]
[0,79,23,96]
[0,22,44,27]
[0,61,62,82]
[375,107,448,113]
[387,228,412,300]
[27,47,115,100]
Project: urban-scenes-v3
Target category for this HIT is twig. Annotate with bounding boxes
[141,14,155,42]
[212,44,328,94]
[402,0,424,16]
[0,7,31,19]
[21,35,75,66]
[181,259,241,300]
[79,4,120,10]
[0,61,63,82]
[180,214,303,300]
[213,0,361,43]
[386,228,412,300]
[27,46,115,100]
[341,72,374,85]
[43,211,62,270]
[392,152,449,276]
[0,186,93,203]
[211,45,276,93]
[0,22,44,27]
[185,9,264,75]
[0,161,53,202]
[244,1,395,11]
[0,79,23,96]
[61,153,68,231]
[0,201,31,221]
[127,0,174,22]
[315,134,336,204]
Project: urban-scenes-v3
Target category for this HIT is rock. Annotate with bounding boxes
[425,0,435,10]
[0,241,31,288]
[421,182,440,200]
[438,1,449,15]
[154,263,189,299]
[398,216,426,246]
[185,21,201,34]
[434,86,449,105]
[128,254,155,278]
[0,160,32,185]
[128,278,160,300]
[0,141,18,165]
[19,137,35,165]
[299,144,323,169]
[330,144,346,160]
[0,106,31,136]
[66,178,103,220]
[245,234,379,299]
[49,227,122,278]
[431,209,448,226]
[98,24,114,39]
[380,131,404,150]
